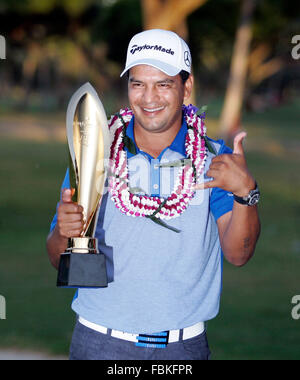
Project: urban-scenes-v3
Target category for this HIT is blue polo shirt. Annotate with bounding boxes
[50,116,234,334]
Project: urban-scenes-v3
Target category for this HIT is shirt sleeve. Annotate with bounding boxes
[49,169,70,232]
[210,141,234,221]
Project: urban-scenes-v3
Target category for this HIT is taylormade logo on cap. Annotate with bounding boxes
[120,29,192,77]
[130,44,175,56]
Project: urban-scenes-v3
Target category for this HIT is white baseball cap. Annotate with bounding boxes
[120,29,192,77]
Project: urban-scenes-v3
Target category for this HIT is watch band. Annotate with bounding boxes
[233,194,249,205]
[233,182,260,206]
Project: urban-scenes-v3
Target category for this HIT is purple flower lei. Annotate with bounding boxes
[182,104,206,120]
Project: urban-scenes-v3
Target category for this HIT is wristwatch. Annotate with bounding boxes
[233,182,260,206]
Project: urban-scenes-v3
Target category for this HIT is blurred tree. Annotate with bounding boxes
[142,0,209,105]
[142,0,208,39]
[0,0,94,15]
[218,0,256,138]
[0,0,120,110]
[188,0,300,118]
[90,0,142,65]
[245,0,299,111]
[248,43,283,86]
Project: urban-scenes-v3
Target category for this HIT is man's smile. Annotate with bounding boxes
[143,106,165,113]
[142,106,165,116]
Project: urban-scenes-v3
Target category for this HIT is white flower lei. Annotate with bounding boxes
[107,106,208,227]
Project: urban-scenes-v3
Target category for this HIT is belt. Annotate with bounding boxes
[78,316,205,348]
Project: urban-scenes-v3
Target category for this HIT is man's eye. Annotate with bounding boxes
[158,83,170,88]
[132,82,143,88]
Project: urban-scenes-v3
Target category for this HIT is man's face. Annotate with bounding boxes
[128,65,193,134]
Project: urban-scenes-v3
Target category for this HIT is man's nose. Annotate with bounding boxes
[142,86,159,104]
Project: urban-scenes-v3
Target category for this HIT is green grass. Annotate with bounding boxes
[0,139,75,355]
[0,98,299,358]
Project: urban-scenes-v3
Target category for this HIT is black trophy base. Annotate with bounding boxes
[57,252,108,288]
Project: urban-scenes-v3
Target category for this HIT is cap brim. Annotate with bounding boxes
[120,59,181,77]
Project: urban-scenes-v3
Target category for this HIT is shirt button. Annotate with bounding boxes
[154,164,159,170]
[153,184,159,190]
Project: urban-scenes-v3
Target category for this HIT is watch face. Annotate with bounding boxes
[248,193,260,206]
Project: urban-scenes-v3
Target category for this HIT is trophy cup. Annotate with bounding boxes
[57,83,110,288]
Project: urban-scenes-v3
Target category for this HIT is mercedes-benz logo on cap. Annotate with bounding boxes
[184,51,191,67]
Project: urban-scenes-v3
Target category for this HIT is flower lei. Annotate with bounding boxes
[107,105,209,232]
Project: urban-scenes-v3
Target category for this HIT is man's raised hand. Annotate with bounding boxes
[193,132,255,196]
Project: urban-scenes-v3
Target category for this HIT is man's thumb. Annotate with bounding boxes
[233,131,247,155]
[61,188,72,203]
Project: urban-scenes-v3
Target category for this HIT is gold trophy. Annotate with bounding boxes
[57,83,110,288]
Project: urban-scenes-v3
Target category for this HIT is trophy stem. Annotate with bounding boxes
[67,237,98,254]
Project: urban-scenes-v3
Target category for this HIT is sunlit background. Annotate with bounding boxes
[0,0,300,359]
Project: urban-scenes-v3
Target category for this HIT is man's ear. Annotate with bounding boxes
[183,74,194,102]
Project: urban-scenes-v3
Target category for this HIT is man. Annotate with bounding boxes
[46,29,260,360]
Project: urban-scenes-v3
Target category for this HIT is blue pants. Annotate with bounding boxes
[69,320,211,360]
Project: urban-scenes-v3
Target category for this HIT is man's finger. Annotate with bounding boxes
[61,188,72,203]
[58,211,84,223]
[206,168,220,179]
[208,162,224,171]
[233,131,247,155]
[60,221,84,232]
[193,180,218,191]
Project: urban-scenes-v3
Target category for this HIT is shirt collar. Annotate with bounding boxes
[125,114,187,159]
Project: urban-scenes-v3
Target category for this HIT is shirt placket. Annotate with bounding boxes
[150,158,160,196]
